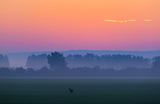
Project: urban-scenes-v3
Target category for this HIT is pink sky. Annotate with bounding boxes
[0,0,160,53]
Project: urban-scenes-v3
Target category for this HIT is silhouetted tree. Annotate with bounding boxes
[14,67,27,76]
[36,66,53,77]
[65,53,149,69]
[0,67,11,76]
[47,52,67,71]
[66,54,84,68]
[152,56,160,69]
[27,68,35,76]
[84,53,95,67]
[26,54,48,69]
[0,54,10,67]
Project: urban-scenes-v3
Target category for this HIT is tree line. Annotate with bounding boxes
[0,52,160,77]
[25,52,150,70]
[66,53,150,69]
[0,54,10,68]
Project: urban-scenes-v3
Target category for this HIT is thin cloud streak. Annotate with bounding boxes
[104,19,152,23]
[144,20,151,21]
[104,20,136,23]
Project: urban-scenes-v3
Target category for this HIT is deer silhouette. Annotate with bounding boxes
[69,88,73,93]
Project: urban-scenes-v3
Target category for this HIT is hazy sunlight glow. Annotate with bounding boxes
[104,20,152,23]
[104,20,136,23]
[144,20,151,21]
[128,20,137,21]
[0,0,159,53]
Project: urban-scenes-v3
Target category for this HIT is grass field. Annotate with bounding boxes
[0,78,160,104]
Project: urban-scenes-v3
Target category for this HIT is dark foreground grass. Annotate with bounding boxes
[0,78,160,104]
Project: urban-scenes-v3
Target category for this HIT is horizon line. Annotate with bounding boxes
[2,50,160,54]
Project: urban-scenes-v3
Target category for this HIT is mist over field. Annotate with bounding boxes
[1,51,160,104]
[3,50,160,68]
[1,0,160,103]
[1,51,160,77]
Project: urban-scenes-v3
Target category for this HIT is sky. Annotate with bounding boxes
[0,0,160,53]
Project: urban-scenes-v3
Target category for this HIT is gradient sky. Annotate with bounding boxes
[0,0,160,53]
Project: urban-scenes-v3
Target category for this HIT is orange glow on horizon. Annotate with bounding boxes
[0,0,159,53]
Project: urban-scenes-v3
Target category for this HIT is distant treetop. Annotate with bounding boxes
[0,54,10,68]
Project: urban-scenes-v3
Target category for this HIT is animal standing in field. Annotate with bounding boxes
[69,88,73,93]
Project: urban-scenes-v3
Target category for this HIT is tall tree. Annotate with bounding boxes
[47,52,67,70]
[25,54,48,69]
[152,56,160,69]
[0,54,10,67]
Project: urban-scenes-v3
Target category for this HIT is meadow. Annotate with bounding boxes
[0,78,160,104]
